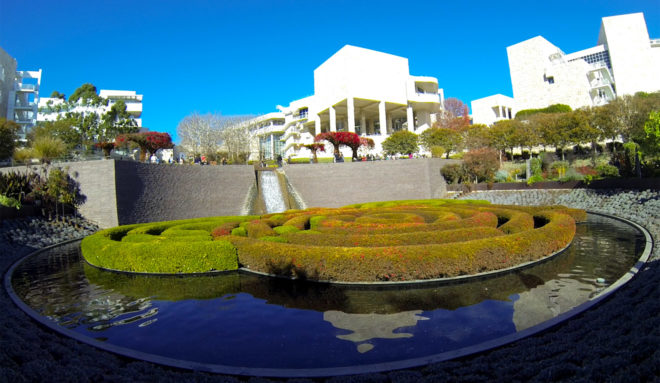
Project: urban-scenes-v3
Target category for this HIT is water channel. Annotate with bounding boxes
[7,214,646,376]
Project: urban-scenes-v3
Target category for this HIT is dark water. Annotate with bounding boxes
[10,214,644,371]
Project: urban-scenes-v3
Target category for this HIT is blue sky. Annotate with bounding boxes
[1,1,658,143]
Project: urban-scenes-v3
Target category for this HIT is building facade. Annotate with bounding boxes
[247,45,444,160]
[38,89,143,127]
[472,12,660,125]
[0,46,42,142]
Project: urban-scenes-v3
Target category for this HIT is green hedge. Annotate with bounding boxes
[81,216,256,273]
[80,200,584,281]
[229,210,576,281]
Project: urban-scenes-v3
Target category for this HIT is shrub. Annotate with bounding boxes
[463,148,499,182]
[527,174,544,185]
[441,164,465,184]
[494,170,509,183]
[596,164,620,178]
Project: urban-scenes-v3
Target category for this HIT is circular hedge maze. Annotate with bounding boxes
[81,199,586,282]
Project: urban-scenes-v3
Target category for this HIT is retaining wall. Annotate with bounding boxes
[283,159,454,208]
[2,160,256,228]
[114,161,255,225]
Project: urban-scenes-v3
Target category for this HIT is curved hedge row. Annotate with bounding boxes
[80,200,585,281]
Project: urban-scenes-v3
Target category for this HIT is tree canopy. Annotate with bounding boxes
[381,130,419,155]
[0,118,20,160]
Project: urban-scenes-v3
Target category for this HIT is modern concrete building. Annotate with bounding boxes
[0,46,42,142]
[472,12,660,125]
[470,94,516,126]
[246,45,444,160]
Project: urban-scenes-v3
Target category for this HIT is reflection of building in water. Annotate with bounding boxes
[512,278,600,331]
[323,310,429,353]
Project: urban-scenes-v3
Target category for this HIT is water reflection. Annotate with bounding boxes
[10,214,643,369]
[324,310,429,353]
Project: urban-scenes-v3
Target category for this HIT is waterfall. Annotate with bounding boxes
[259,171,287,214]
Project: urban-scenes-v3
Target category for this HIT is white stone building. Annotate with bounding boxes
[38,89,143,127]
[0,46,42,142]
[472,12,660,125]
[470,94,516,126]
[247,45,444,160]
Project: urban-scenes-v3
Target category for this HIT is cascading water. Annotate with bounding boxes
[259,171,287,214]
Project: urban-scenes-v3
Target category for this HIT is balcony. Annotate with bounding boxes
[409,91,440,104]
[16,83,37,91]
[124,102,143,116]
[13,102,37,110]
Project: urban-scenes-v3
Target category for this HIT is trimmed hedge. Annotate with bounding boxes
[80,199,585,281]
[81,216,257,273]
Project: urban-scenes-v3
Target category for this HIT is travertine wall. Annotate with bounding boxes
[114,161,255,225]
[283,159,454,208]
[3,159,455,227]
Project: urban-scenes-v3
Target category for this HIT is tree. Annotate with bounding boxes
[315,131,372,160]
[463,148,500,182]
[100,100,138,140]
[463,124,491,150]
[488,120,517,164]
[381,130,419,156]
[31,118,81,151]
[642,110,660,157]
[50,91,66,100]
[68,83,104,105]
[116,131,174,162]
[220,121,254,163]
[420,127,462,159]
[0,118,19,159]
[314,131,360,156]
[176,113,252,160]
[301,143,325,163]
[436,98,470,131]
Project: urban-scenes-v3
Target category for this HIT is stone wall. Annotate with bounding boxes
[2,160,256,228]
[1,160,119,228]
[114,161,255,225]
[282,159,455,208]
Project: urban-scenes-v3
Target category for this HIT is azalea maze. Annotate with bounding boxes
[81,200,586,282]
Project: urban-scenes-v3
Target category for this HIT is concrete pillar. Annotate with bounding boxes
[347,97,355,133]
[406,104,414,132]
[270,134,275,159]
[378,101,386,135]
[314,114,321,136]
[388,114,393,134]
[360,112,366,136]
[329,106,336,132]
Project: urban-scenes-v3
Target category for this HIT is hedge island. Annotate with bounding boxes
[81,199,586,282]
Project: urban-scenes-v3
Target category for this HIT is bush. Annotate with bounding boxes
[441,164,465,184]
[430,146,445,158]
[494,170,509,183]
[463,148,499,182]
[597,164,620,178]
[527,174,544,185]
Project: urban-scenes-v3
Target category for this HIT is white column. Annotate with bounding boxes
[378,101,386,135]
[388,114,393,135]
[270,134,275,159]
[347,97,355,133]
[406,104,414,132]
[329,106,337,132]
[314,114,321,136]
[360,112,366,135]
